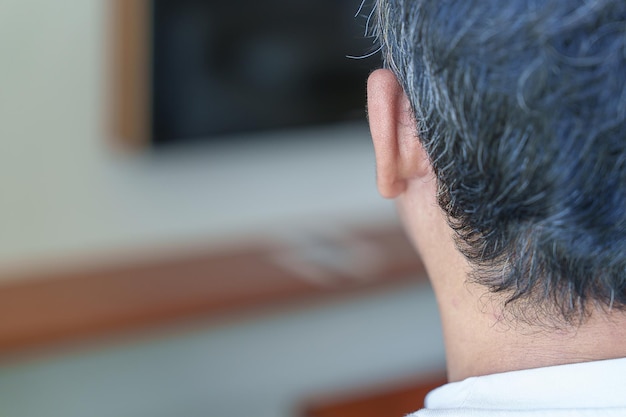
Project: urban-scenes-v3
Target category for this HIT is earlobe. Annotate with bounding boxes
[367,69,429,199]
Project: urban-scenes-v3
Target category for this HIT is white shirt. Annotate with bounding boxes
[410,357,626,416]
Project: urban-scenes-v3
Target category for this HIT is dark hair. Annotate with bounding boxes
[373,0,626,324]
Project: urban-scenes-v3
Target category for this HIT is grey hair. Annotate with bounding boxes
[373,0,626,325]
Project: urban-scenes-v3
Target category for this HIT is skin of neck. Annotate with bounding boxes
[398,172,626,383]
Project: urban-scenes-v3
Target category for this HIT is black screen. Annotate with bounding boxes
[151,0,377,146]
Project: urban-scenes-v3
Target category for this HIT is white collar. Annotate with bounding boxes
[426,357,626,410]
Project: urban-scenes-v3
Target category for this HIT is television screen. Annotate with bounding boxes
[150,0,377,146]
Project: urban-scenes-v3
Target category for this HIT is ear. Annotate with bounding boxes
[367,69,430,198]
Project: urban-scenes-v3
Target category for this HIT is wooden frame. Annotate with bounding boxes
[111,0,151,150]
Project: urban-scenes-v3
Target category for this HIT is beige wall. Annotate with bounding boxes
[0,0,392,278]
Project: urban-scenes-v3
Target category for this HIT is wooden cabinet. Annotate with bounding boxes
[302,373,447,417]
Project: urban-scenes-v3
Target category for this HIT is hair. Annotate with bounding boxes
[372,0,626,324]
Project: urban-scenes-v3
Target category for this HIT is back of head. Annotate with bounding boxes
[374,0,626,324]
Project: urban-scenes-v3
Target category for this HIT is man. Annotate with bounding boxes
[366,0,626,415]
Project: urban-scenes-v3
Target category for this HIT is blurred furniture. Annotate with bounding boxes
[0,223,425,359]
[302,373,447,417]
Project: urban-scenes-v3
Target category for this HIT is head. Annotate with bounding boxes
[368,0,626,326]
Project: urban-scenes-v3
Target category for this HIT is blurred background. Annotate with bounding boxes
[0,1,445,416]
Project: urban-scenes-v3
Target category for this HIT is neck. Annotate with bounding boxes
[397,176,626,383]
[432,267,626,382]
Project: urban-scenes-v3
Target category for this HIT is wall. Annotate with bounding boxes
[0,0,392,278]
[0,4,445,416]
